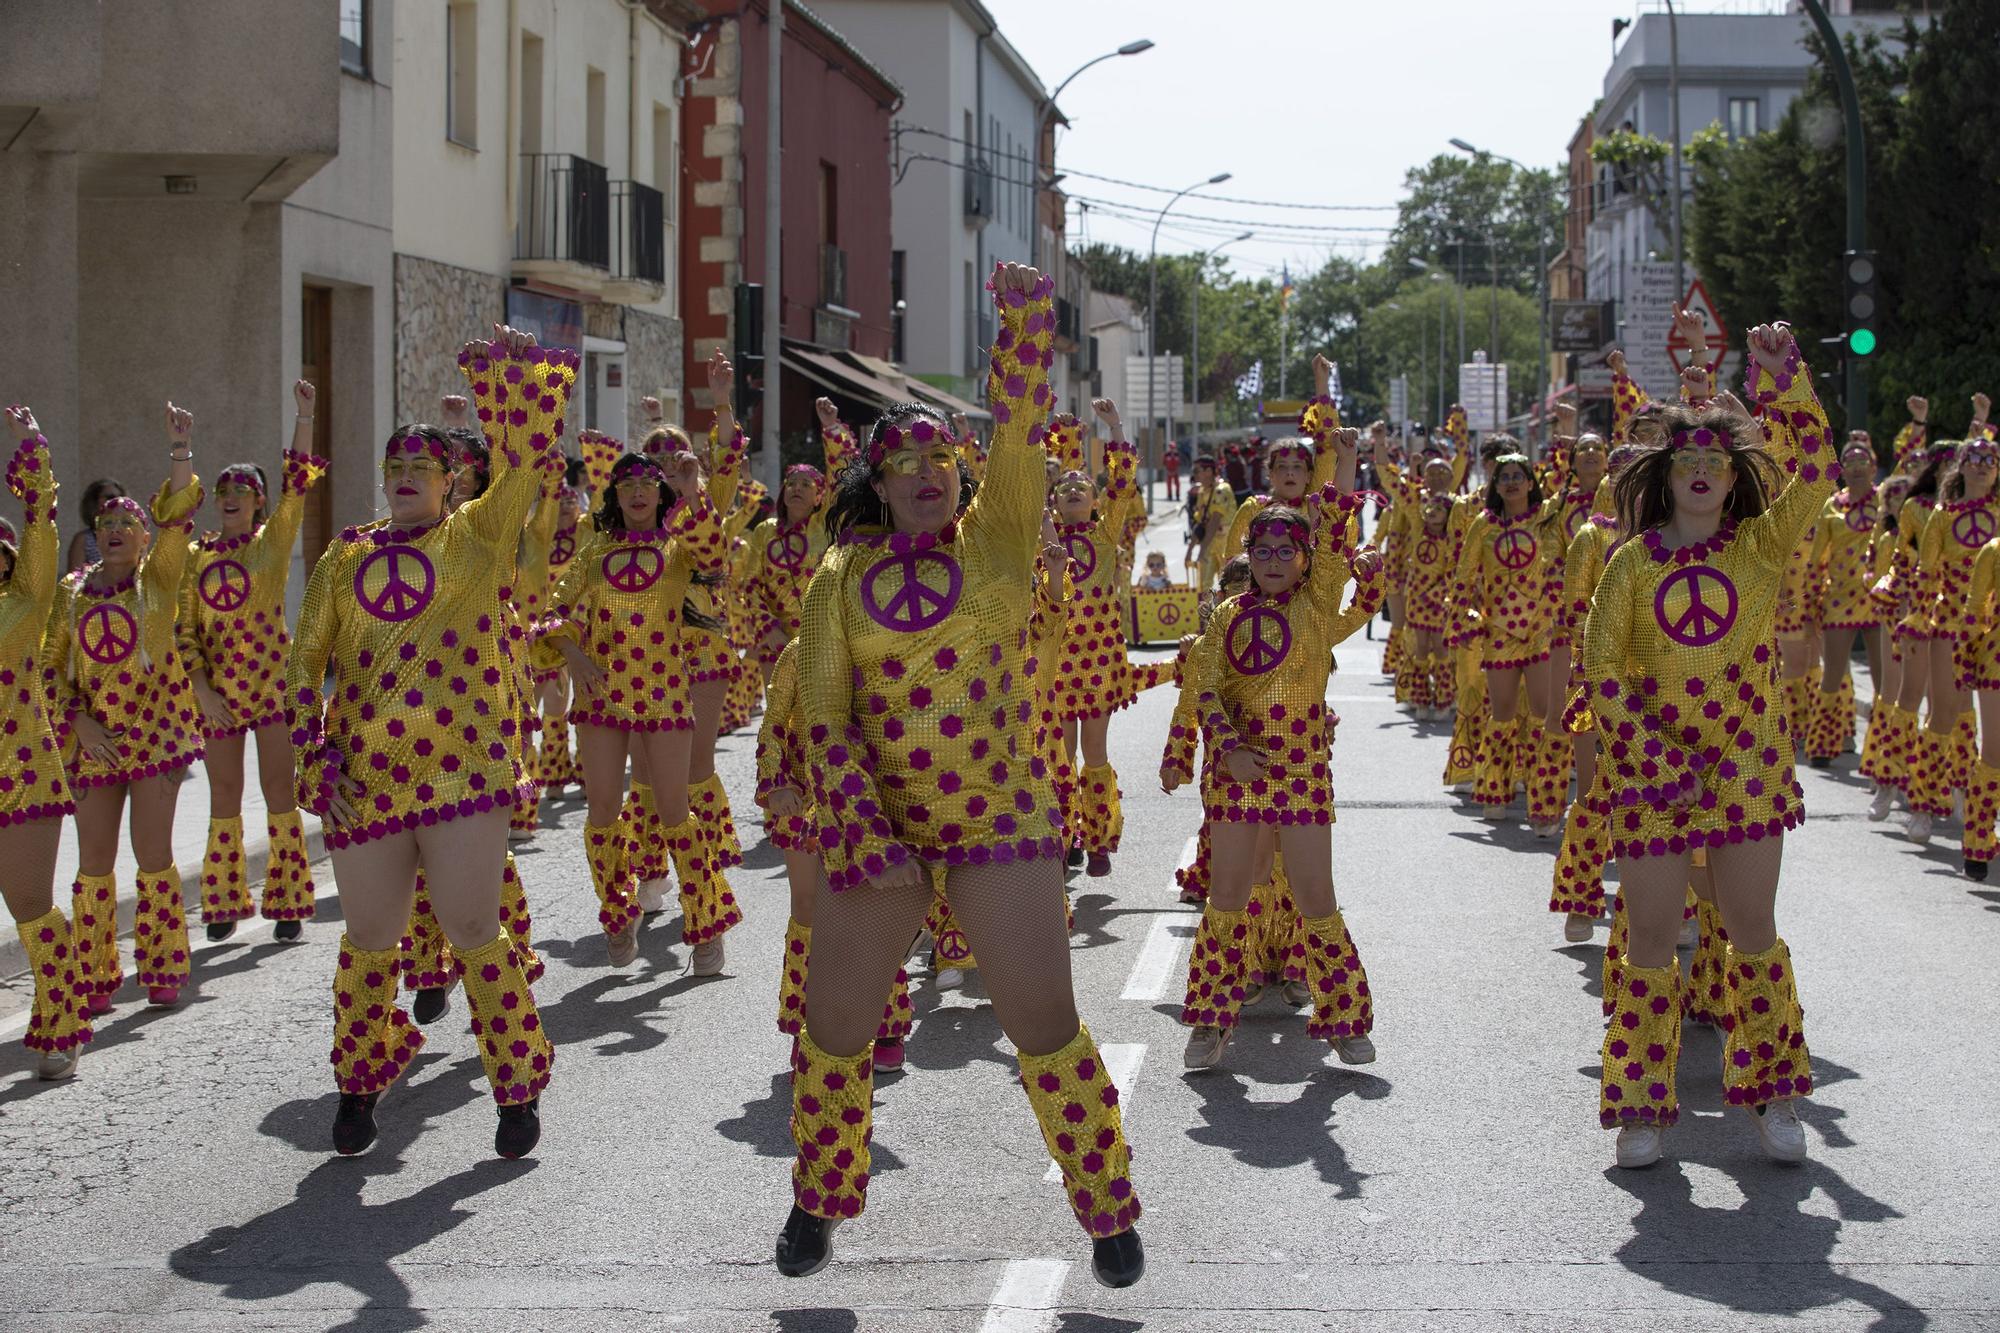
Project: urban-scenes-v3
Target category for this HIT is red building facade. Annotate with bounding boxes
[680,1,900,445]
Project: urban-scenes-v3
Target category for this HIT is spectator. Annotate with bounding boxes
[67,477,126,572]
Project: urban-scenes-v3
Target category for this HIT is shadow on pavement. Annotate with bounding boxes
[1180,1022,1390,1199]
[1609,1142,1917,1329]
[769,1309,860,1332]
[1055,1315,1145,1332]
[168,1154,531,1333]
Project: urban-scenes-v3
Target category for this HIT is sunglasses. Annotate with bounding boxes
[96,516,145,535]
[1250,544,1300,562]
[382,458,449,482]
[881,445,958,476]
[616,478,664,496]
[216,482,260,499]
[1669,450,1734,478]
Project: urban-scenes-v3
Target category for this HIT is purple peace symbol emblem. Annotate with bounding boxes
[1226,605,1292,676]
[1654,564,1738,648]
[602,546,664,593]
[860,550,962,633]
[1952,508,1996,549]
[78,603,138,666]
[1417,537,1442,566]
[1156,600,1183,626]
[1567,505,1589,539]
[1064,533,1098,580]
[767,529,809,572]
[1451,743,1474,771]
[354,547,437,624]
[1493,527,1539,571]
[1844,505,1872,534]
[550,530,576,567]
[935,924,972,964]
[198,558,251,613]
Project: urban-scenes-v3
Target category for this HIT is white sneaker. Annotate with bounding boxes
[1679,916,1699,949]
[636,878,669,915]
[1241,980,1265,1008]
[1615,1123,1664,1169]
[691,939,725,977]
[1333,1035,1376,1065]
[1866,787,1894,821]
[1904,813,1933,844]
[934,966,964,991]
[1752,1100,1808,1163]
[1450,780,1473,795]
[1182,1025,1230,1069]
[506,825,536,843]
[606,917,641,968]
[1481,805,1510,823]
[1564,912,1595,943]
[1281,979,1311,1007]
[1532,820,1561,839]
[36,1046,80,1081]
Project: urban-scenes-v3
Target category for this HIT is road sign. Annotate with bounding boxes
[1458,352,1509,432]
[1667,279,1730,371]
[1388,375,1408,428]
[1550,300,1613,353]
[1123,355,1185,420]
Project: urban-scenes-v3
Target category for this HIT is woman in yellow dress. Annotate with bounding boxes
[776,263,1143,1288]
[1587,323,1829,1170]
[181,378,326,942]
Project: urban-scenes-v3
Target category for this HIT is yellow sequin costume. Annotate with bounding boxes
[1051,435,1139,722]
[1584,350,1833,858]
[48,478,206,788]
[179,450,328,737]
[288,341,573,846]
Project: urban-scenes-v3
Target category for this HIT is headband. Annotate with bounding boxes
[784,463,826,485]
[1492,452,1532,468]
[96,495,149,527]
[558,485,586,506]
[216,464,267,498]
[867,415,945,467]
[1267,439,1316,465]
[1053,469,1093,489]
[384,431,452,463]
[611,455,670,485]
[1247,512,1309,547]
[1669,427,1729,451]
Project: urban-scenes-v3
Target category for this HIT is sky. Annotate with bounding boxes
[981,0,1661,280]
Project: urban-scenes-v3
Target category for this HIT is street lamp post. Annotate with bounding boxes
[1031,39,1153,270]
[1147,171,1231,513]
[1190,229,1253,456]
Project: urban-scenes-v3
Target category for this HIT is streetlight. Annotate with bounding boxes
[1190,229,1253,452]
[1030,39,1154,268]
[1452,138,1554,440]
[1147,171,1230,511]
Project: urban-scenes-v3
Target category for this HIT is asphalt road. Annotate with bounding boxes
[2,604,1994,1330]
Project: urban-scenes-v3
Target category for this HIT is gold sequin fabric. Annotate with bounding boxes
[1053,441,1138,721]
[48,477,205,787]
[0,436,73,823]
[1812,489,1881,629]
[180,449,327,735]
[287,340,576,846]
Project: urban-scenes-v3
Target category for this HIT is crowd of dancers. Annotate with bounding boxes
[2,259,1979,1289]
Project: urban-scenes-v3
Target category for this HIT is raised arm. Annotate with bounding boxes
[141,401,204,607]
[1892,397,1928,470]
[1739,325,1836,564]
[2,408,60,613]
[960,263,1055,567]
[253,379,330,583]
[817,398,860,476]
[456,327,579,551]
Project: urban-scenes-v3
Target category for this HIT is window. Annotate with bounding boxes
[1727,97,1761,141]
[446,2,478,148]
[819,161,838,247]
[652,103,674,205]
[586,67,607,165]
[339,0,368,76]
[520,32,545,153]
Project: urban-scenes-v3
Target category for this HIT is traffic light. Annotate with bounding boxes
[1844,250,1879,358]
[733,282,764,421]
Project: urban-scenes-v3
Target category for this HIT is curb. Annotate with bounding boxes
[0,821,330,982]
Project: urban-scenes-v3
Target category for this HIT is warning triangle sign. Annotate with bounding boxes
[1667,279,1729,371]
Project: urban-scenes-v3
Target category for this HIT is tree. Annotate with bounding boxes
[1383,154,1565,300]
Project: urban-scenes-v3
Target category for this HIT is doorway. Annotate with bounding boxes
[583,335,627,437]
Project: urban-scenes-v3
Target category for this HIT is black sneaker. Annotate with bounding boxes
[1967,858,1990,882]
[495,1098,541,1159]
[332,1092,380,1155]
[1066,846,1085,870]
[205,921,237,942]
[1809,757,1831,770]
[273,920,303,942]
[1091,1227,1145,1289]
[775,1204,839,1277]
[412,986,451,1025]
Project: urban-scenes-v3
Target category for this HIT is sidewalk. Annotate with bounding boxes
[2,743,327,979]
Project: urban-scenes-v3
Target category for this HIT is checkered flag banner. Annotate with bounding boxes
[1235,360,1263,402]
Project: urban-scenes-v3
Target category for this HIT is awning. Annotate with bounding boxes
[780,341,911,412]
[846,353,991,423]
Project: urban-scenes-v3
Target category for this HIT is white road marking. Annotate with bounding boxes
[1044,1043,1145,1183]
[976,1258,1072,1333]
[1121,917,1195,1002]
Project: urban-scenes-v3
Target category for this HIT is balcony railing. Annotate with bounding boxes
[819,243,848,309]
[611,179,665,286]
[517,153,610,271]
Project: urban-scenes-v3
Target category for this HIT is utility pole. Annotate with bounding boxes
[760,0,783,489]
[1666,0,1685,303]
[1799,0,1869,431]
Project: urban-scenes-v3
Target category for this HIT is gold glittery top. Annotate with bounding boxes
[0,435,72,821]
[1914,489,2000,640]
[797,272,1062,890]
[178,449,327,731]
[287,339,575,845]
[1584,350,1833,823]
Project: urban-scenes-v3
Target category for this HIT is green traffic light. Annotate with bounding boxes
[1849,328,1878,356]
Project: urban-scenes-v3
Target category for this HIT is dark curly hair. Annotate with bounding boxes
[1613,399,1780,536]
[823,402,976,537]
[1483,453,1545,519]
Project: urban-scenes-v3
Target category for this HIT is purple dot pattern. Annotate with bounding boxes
[1015,1024,1142,1238]
[1719,937,1813,1109]
[1599,956,1683,1128]
[456,932,555,1106]
[790,1031,876,1220]
[15,905,92,1055]
[331,937,426,1095]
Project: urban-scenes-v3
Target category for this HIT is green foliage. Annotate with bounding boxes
[1686,3,1998,441]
